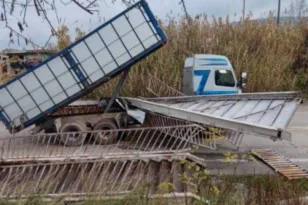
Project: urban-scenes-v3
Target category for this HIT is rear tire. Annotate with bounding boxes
[43,122,58,144]
[45,123,57,134]
[59,121,87,147]
[93,119,118,144]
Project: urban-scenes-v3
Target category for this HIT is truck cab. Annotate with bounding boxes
[183,54,246,96]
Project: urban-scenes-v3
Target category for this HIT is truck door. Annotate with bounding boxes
[212,69,238,94]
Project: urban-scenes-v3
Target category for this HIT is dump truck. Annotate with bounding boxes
[0,0,167,146]
[0,0,301,147]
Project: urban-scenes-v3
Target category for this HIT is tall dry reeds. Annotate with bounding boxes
[88,16,308,98]
[1,16,307,98]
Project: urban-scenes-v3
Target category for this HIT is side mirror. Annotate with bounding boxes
[240,72,247,88]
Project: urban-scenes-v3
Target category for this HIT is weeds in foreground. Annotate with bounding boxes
[0,163,307,205]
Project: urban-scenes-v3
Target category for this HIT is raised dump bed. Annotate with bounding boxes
[0,0,167,133]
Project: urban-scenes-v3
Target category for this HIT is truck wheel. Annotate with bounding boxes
[45,122,58,134]
[43,123,58,145]
[93,119,118,145]
[59,121,87,147]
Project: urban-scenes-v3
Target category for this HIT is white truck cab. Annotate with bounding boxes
[183,54,247,96]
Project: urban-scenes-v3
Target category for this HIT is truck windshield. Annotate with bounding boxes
[215,70,235,87]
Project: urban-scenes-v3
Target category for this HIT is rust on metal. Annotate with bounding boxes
[252,149,308,180]
[50,105,105,116]
[50,101,122,117]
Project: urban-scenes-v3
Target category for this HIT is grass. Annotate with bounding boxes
[1,15,308,98]
[219,175,308,205]
[0,175,306,205]
[0,157,306,205]
[85,15,308,99]
[0,73,17,85]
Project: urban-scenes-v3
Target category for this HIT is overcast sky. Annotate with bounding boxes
[0,0,296,50]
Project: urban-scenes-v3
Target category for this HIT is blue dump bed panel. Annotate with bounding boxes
[0,0,167,132]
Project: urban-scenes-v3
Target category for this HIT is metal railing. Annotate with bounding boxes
[146,73,185,97]
[0,153,205,199]
[145,112,218,150]
[145,112,245,150]
[0,125,207,161]
[144,73,244,149]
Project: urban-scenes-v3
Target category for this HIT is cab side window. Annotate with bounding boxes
[215,70,235,87]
